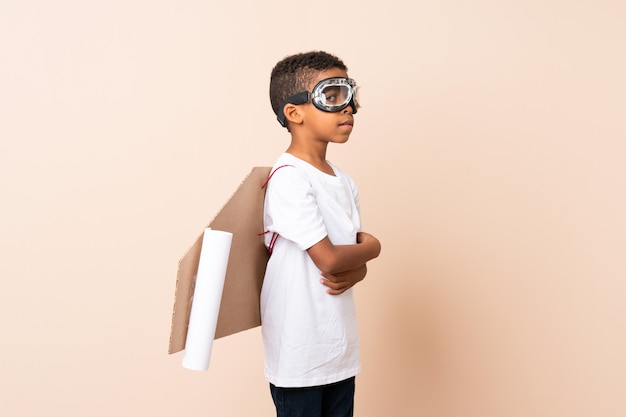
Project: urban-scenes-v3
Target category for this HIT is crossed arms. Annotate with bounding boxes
[307,231,381,295]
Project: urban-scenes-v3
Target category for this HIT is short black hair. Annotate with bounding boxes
[269,51,348,118]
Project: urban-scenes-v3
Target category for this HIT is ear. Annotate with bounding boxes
[283,103,304,127]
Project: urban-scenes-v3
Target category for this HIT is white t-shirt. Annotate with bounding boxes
[261,152,362,388]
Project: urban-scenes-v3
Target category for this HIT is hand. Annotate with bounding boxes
[356,231,375,244]
[357,232,381,257]
[320,264,367,295]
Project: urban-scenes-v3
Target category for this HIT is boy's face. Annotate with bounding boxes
[299,68,356,144]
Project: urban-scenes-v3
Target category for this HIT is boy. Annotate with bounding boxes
[262,51,381,417]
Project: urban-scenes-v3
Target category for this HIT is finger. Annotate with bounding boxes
[320,271,340,282]
[326,287,347,295]
[320,278,342,289]
[326,280,353,295]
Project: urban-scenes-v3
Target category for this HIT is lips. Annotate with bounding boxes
[339,118,354,127]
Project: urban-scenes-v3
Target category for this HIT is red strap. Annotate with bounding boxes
[257,231,280,255]
[268,232,279,255]
[261,164,294,189]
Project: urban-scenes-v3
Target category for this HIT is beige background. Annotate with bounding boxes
[1,1,625,416]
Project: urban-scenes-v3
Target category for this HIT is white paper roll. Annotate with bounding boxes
[182,228,232,371]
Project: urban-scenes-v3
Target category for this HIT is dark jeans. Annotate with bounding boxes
[269,377,355,417]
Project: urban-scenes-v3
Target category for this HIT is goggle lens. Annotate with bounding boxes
[320,86,350,106]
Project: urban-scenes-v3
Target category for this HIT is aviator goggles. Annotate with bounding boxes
[277,77,359,127]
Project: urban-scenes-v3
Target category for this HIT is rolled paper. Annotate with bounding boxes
[182,228,233,371]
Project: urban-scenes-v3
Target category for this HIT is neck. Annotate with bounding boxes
[286,142,333,175]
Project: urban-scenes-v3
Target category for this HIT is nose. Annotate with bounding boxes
[343,98,357,115]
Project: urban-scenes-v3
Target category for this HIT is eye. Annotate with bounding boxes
[323,87,340,103]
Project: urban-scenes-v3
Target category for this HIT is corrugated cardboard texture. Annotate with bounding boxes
[168,166,272,354]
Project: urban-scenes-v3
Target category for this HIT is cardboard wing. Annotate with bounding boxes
[168,166,272,354]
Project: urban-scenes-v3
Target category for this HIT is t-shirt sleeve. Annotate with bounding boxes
[265,167,328,250]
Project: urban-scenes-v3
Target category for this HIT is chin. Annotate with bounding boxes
[333,137,351,144]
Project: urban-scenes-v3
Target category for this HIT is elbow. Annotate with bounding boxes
[314,252,342,275]
[308,243,343,275]
[306,236,351,275]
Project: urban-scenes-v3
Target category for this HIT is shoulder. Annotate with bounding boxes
[266,155,310,191]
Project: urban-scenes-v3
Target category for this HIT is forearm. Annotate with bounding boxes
[307,235,381,275]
